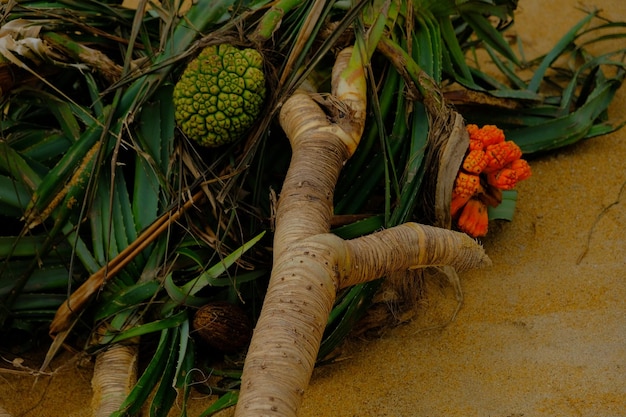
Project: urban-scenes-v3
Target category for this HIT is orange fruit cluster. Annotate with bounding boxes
[451,124,532,237]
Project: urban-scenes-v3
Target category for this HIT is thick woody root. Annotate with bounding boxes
[236,225,488,417]
[235,47,365,417]
[236,246,336,417]
[91,342,138,417]
[234,45,490,417]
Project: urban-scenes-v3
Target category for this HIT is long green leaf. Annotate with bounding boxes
[0,264,69,297]
[460,11,520,65]
[414,10,442,82]
[94,280,161,321]
[335,67,401,213]
[106,310,188,345]
[17,131,73,163]
[484,44,528,90]
[319,280,383,359]
[199,391,240,417]
[389,103,428,225]
[22,113,106,224]
[133,85,175,231]
[150,326,181,417]
[8,293,67,311]
[0,140,41,192]
[439,15,473,81]
[42,95,81,142]
[178,232,265,296]
[527,11,597,92]
[111,328,174,417]
[508,72,624,152]
[0,175,30,214]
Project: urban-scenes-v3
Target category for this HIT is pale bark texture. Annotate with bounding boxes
[234,47,490,417]
[91,343,138,417]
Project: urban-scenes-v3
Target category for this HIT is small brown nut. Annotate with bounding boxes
[192,301,252,353]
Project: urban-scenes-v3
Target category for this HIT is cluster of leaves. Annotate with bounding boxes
[0,0,625,415]
[319,0,626,354]
[0,0,267,413]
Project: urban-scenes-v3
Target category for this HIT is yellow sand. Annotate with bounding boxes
[2,0,626,415]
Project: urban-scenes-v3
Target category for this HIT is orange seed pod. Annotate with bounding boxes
[510,158,532,181]
[466,124,480,137]
[457,199,489,237]
[487,168,518,190]
[468,124,505,147]
[451,172,482,216]
[462,149,489,174]
[483,141,523,173]
[469,139,485,151]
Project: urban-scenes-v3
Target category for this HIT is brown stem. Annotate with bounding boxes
[235,48,489,417]
[236,239,338,416]
[274,90,350,255]
[236,225,488,417]
[236,85,353,416]
[332,223,489,289]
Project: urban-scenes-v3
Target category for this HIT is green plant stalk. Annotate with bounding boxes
[0,175,31,217]
[0,215,99,327]
[0,132,101,323]
[42,31,122,83]
[377,35,444,111]
[21,115,106,227]
[334,67,402,213]
[0,141,41,193]
[250,0,306,42]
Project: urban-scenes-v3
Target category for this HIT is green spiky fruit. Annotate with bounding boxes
[173,44,266,148]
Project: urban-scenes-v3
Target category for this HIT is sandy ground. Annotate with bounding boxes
[2,0,626,416]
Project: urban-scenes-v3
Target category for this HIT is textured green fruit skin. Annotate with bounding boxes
[173,44,266,147]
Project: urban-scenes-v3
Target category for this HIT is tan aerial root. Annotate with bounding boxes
[91,342,138,417]
[234,46,490,417]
